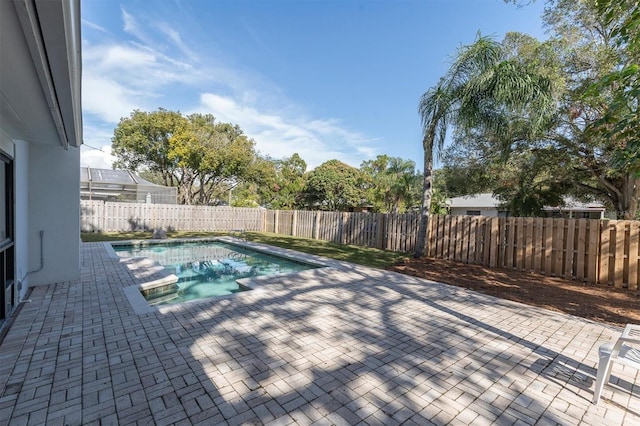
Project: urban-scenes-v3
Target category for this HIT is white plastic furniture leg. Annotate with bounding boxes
[592,324,640,404]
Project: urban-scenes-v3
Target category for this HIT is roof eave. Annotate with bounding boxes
[13,0,82,149]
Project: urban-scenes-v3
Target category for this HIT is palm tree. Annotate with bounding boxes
[414,36,554,257]
[386,157,419,213]
[414,82,453,257]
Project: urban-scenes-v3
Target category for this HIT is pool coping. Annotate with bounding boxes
[111,237,337,315]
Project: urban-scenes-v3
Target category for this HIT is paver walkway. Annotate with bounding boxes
[0,239,638,425]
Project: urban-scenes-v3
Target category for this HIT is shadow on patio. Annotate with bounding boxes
[0,241,638,425]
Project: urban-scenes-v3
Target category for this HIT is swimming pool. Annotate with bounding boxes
[113,240,317,305]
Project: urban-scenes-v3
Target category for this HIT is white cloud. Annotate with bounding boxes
[198,93,379,169]
[121,8,150,44]
[81,146,116,169]
[82,74,141,123]
[156,22,198,62]
[81,41,205,123]
[82,19,110,34]
[100,44,157,68]
[80,124,115,168]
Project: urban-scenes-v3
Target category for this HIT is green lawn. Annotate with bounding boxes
[81,231,409,269]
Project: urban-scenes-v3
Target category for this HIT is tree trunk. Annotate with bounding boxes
[414,134,434,258]
[621,174,640,219]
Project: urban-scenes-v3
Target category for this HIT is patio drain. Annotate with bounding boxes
[552,365,592,385]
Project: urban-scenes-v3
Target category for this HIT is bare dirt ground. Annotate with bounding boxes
[388,258,640,328]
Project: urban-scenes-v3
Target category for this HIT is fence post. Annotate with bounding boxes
[489,217,499,268]
[102,201,107,232]
[629,222,639,290]
[292,210,298,237]
[587,219,599,283]
[614,222,626,288]
[376,213,384,250]
[599,220,612,285]
[564,219,576,279]
[313,211,321,240]
[340,212,348,245]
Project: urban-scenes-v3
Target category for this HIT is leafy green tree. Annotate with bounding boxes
[589,0,640,178]
[112,109,261,205]
[433,0,639,221]
[492,149,569,216]
[264,153,307,209]
[437,139,500,198]
[360,155,421,213]
[302,160,365,211]
[359,155,389,212]
[112,108,189,188]
[428,174,450,215]
[499,1,639,218]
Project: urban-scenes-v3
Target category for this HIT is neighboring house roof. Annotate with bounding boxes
[81,167,167,188]
[449,193,605,211]
[448,193,503,209]
[542,197,606,212]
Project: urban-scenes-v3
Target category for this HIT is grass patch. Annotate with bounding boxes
[245,232,409,269]
[82,231,409,269]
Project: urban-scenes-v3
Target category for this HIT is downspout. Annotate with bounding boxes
[20,230,44,292]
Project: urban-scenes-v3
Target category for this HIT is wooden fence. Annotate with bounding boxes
[427,215,639,290]
[81,201,420,252]
[262,210,418,252]
[80,201,639,291]
[81,200,263,232]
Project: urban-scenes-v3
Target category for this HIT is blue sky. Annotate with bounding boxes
[80,0,547,171]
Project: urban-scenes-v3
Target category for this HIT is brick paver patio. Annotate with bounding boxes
[0,239,638,425]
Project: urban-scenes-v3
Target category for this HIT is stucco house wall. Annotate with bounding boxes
[448,193,507,217]
[0,0,82,305]
[449,207,501,217]
[26,144,81,286]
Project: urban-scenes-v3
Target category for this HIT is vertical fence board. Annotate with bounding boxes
[376,213,384,250]
[532,218,543,273]
[427,215,436,257]
[475,218,484,265]
[438,215,447,258]
[599,222,611,285]
[629,223,639,290]
[441,216,450,260]
[451,216,459,261]
[576,220,587,281]
[468,218,477,264]
[564,219,576,279]
[489,218,499,268]
[506,218,515,269]
[587,220,599,283]
[480,218,489,266]
[461,216,469,263]
[614,222,626,288]
[515,218,524,271]
[525,218,534,272]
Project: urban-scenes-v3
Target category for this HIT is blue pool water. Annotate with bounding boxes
[113,241,316,305]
